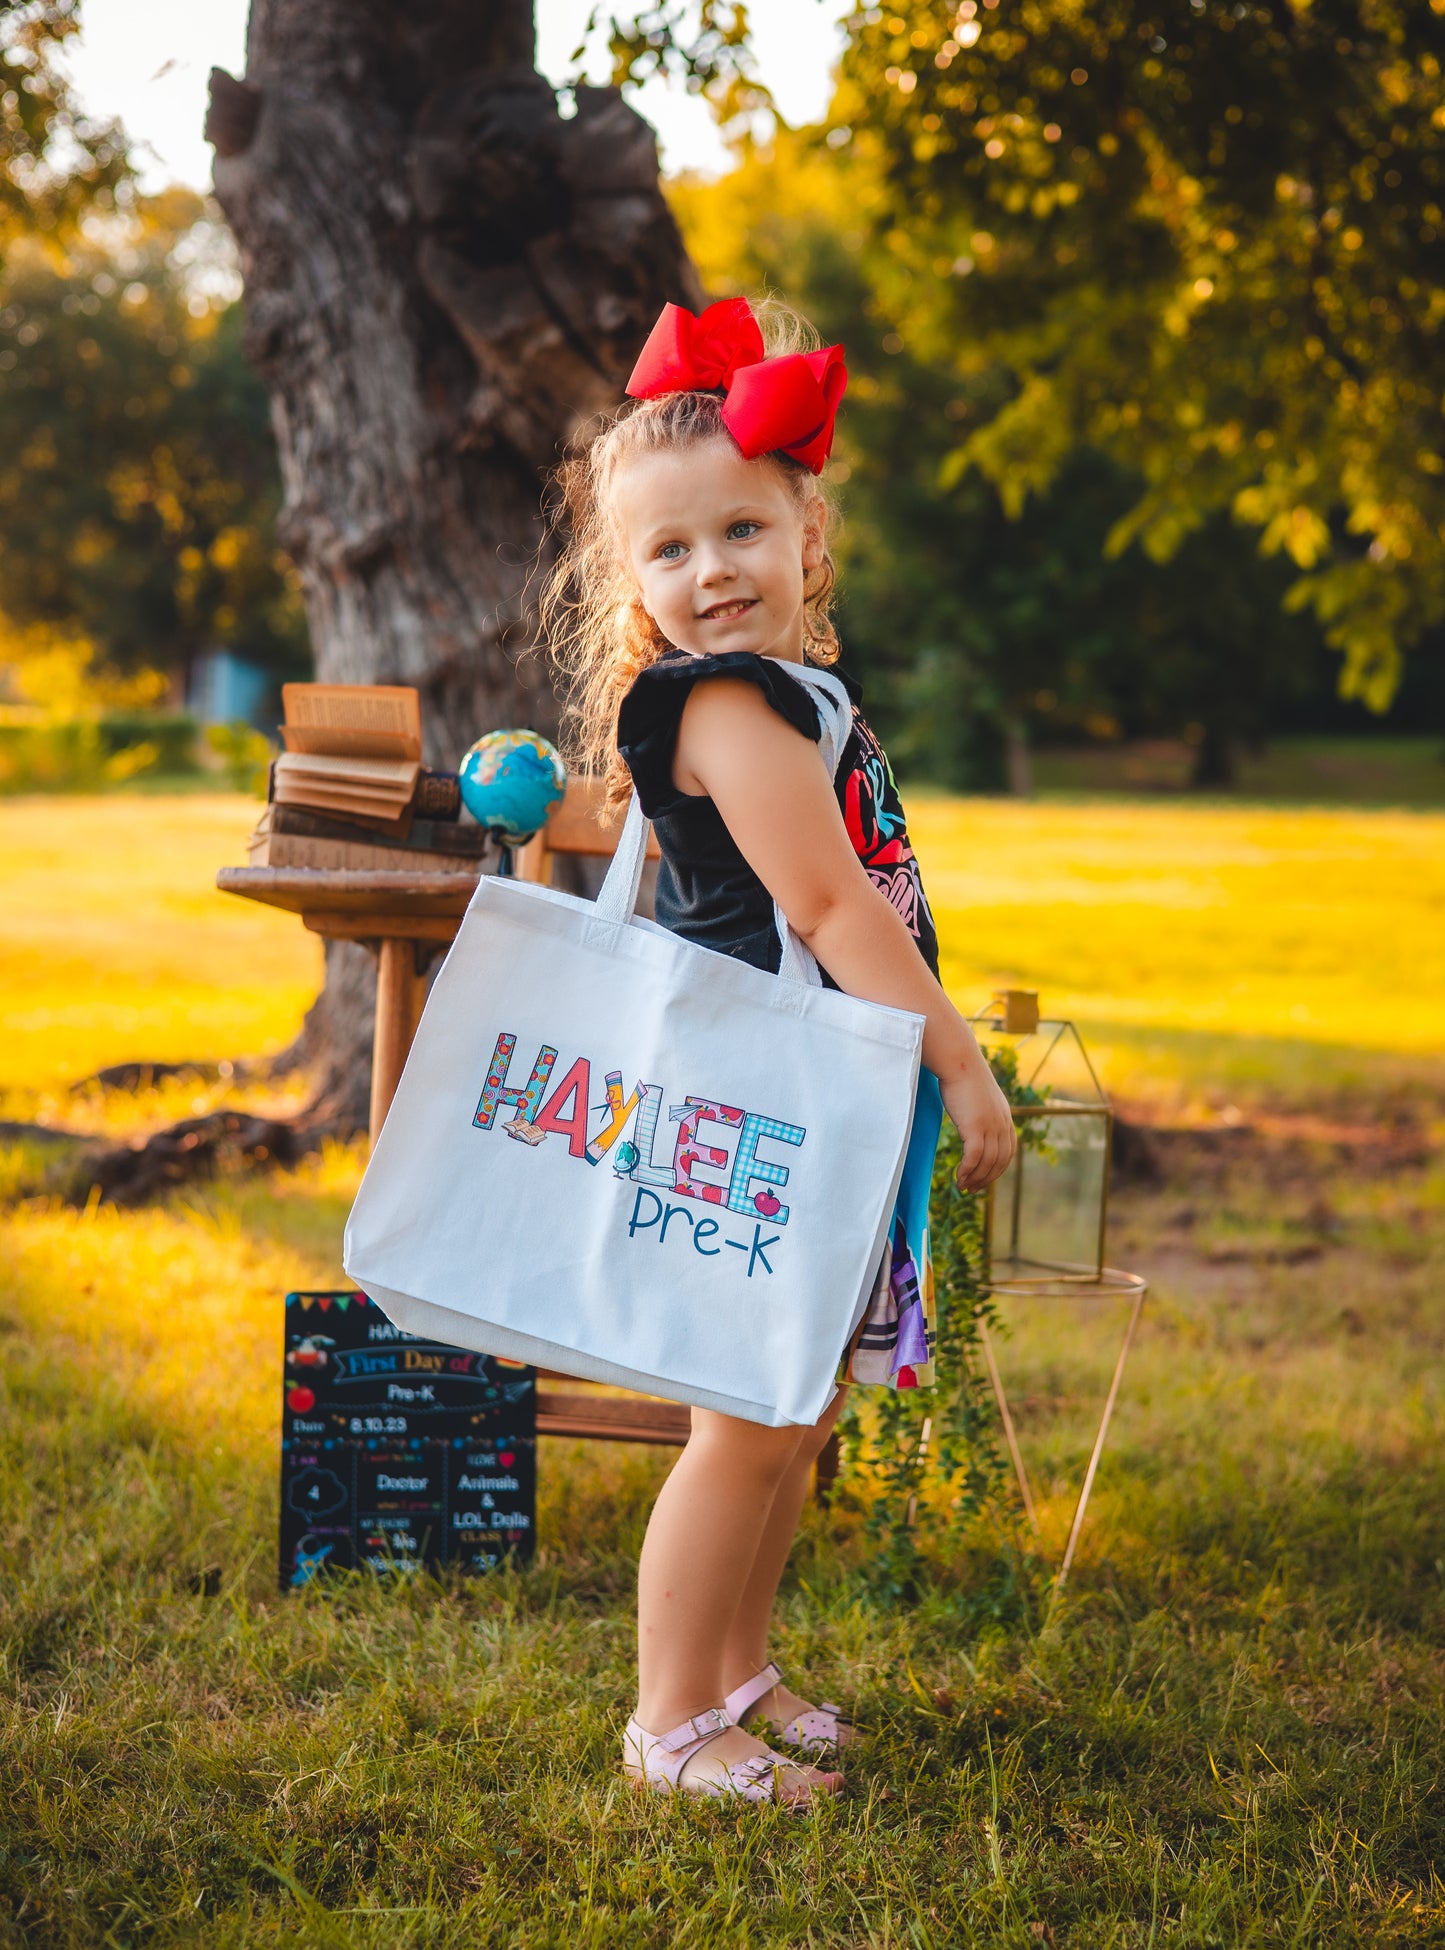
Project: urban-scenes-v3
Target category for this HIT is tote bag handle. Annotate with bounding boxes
[595,661,854,990]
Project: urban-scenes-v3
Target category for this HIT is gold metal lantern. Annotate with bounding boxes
[970,990,1148,1587]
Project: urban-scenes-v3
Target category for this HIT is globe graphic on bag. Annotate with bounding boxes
[457,729,567,847]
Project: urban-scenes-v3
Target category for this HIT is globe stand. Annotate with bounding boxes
[488,826,553,880]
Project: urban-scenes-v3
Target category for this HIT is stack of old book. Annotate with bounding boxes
[246,683,489,873]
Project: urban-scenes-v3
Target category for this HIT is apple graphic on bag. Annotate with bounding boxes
[754,1190,781,1218]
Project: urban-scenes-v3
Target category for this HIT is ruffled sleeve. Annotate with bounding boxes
[617,651,823,819]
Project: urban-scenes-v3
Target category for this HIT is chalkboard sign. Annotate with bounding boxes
[279,1290,536,1587]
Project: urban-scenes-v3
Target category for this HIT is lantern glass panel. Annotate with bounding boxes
[992,1107,1110,1282]
[972,1011,1113,1290]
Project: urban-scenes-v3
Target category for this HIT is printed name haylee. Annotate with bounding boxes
[472,1032,806,1277]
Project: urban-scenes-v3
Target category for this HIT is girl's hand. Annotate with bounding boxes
[942,1058,1017,1192]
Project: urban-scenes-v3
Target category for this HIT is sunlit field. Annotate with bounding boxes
[7,789,1443,1112]
[909,795,1445,1108]
[3,791,1443,1946]
[0,794,319,1103]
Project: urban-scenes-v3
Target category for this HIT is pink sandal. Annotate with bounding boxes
[724,1661,858,1758]
[623,1706,842,1805]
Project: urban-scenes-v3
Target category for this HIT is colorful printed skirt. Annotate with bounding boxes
[841,1069,943,1390]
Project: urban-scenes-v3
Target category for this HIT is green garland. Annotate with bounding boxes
[836,1048,1046,1596]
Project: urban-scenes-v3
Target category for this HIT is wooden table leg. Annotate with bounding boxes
[370,937,426,1142]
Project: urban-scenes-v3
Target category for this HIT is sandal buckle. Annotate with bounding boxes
[688,1707,731,1741]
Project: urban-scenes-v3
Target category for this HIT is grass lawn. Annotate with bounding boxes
[2,793,1443,1947]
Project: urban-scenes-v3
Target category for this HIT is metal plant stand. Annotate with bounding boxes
[971,991,1149,1589]
[980,1269,1148,1589]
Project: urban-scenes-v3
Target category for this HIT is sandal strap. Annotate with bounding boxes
[724,1661,785,1723]
[628,1707,737,1788]
[654,1706,733,1756]
[779,1704,854,1750]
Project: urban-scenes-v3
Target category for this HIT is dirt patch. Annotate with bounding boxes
[1112,1104,1436,1193]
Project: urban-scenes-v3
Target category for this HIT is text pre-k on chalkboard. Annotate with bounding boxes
[279,1290,536,1587]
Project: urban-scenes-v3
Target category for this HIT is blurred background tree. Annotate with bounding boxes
[0,2,302,700]
[650,0,1445,784]
[0,0,126,260]
[0,189,305,689]
[836,0,1445,712]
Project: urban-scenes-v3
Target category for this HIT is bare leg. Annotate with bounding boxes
[637,1406,805,1727]
[722,1387,849,1720]
[634,1406,835,1791]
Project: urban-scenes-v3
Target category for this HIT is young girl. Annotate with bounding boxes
[544,296,1015,1807]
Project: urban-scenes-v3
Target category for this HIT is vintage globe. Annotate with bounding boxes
[458,729,567,846]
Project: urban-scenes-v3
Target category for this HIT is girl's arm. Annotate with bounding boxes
[673,677,1016,1191]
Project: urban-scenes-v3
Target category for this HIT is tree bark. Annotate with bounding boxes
[1003,721,1033,798]
[208,1,701,1129]
[1188,723,1238,790]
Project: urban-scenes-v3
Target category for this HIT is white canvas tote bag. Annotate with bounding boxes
[343,663,925,1428]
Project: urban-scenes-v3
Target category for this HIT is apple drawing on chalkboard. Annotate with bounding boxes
[754,1190,781,1218]
[287,1384,316,1414]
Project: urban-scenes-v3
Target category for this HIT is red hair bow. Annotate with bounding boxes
[625,297,847,476]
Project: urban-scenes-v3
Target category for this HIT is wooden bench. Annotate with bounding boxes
[218,778,839,1494]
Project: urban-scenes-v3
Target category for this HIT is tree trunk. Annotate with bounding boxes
[1003,720,1033,797]
[1188,723,1238,790]
[208,1,701,1129]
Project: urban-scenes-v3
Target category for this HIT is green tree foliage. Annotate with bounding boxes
[830,0,1445,711]
[0,0,127,257]
[0,190,305,679]
[592,2,769,137]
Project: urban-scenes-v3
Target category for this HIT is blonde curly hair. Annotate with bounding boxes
[540,299,841,812]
